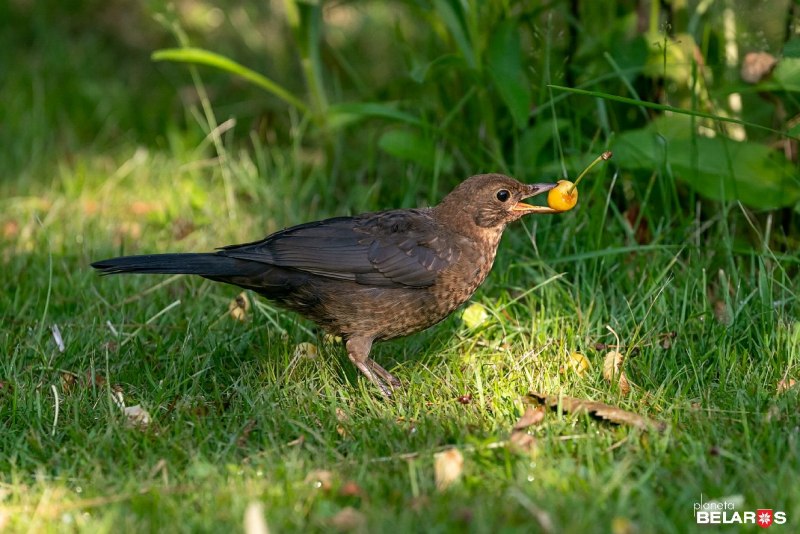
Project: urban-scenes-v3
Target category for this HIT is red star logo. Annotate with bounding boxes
[756,509,773,528]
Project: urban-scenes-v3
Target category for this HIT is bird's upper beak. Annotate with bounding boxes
[512,183,559,214]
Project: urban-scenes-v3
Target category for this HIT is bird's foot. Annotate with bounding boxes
[349,357,402,398]
[367,358,402,391]
[346,337,402,398]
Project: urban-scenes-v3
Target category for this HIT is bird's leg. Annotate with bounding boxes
[345,337,401,397]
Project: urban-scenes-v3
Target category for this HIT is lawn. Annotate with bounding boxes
[2,1,799,532]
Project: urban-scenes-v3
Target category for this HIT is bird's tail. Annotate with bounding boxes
[91,253,260,277]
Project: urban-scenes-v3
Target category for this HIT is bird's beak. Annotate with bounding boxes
[512,183,559,214]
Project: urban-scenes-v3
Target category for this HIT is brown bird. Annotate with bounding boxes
[92,174,558,396]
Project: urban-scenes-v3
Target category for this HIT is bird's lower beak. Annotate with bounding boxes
[512,183,559,214]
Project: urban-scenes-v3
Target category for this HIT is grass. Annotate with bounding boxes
[2,2,800,532]
[2,134,799,532]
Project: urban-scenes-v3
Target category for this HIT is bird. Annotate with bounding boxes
[92,174,558,397]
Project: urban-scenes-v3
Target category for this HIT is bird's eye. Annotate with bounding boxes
[496,189,511,202]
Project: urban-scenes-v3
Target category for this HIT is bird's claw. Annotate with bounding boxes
[370,366,402,399]
[349,356,402,398]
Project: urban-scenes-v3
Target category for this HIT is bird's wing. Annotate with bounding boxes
[218,209,461,288]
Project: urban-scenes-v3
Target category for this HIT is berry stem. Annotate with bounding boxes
[568,151,613,194]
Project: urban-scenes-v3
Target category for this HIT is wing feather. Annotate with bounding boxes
[218,210,460,288]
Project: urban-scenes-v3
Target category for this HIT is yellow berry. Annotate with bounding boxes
[547,180,578,211]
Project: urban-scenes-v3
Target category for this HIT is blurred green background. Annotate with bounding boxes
[3,0,798,213]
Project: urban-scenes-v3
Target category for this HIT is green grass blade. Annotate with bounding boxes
[152,47,308,113]
[548,85,797,140]
[432,0,477,70]
[487,21,531,130]
[327,102,425,128]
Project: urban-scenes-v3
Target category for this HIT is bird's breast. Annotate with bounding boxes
[429,234,500,315]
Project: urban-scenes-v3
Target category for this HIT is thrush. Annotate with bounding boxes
[92,174,559,396]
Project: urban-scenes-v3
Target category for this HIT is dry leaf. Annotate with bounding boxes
[508,406,544,453]
[229,292,250,321]
[113,221,142,245]
[111,389,125,410]
[617,373,631,395]
[602,350,623,380]
[2,219,19,239]
[244,502,270,534]
[61,372,78,393]
[567,352,590,376]
[509,431,538,454]
[461,303,489,329]
[85,371,106,387]
[293,342,319,360]
[130,200,157,216]
[63,371,107,393]
[659,331,677,349]
[434,448,464,491]
[513,406,545,431]
[339,480,364,498]
[329,507,366,531]
[237,419,257,447]
[287,435,305,447]
[324,334,343,344]
[602,351,631,395]
[525,392,666,432]
[777,378,797,394]
[741,51,777,83]
[123,405,151,429]
[623,204,651,245]
[335,407,349,437]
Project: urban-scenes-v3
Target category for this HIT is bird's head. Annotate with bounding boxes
[434,174,558,232]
